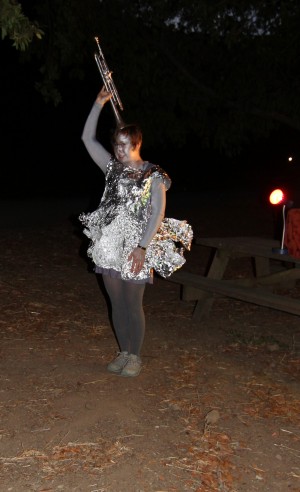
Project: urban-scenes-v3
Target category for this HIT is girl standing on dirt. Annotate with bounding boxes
[79,86,192,378]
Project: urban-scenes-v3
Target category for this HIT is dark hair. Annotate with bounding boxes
[112,123,143,149]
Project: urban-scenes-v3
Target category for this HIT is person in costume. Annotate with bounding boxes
[79,86,193,377]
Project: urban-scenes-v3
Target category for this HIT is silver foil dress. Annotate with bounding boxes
[79,157,193,281]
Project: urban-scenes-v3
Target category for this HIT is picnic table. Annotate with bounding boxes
[168,236,300,321]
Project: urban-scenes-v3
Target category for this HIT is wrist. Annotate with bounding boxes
[138,244,146,251]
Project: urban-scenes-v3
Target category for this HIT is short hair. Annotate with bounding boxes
[112,123,142,149]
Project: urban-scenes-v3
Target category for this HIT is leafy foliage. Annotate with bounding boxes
[0,0,43,50]
[1,0,300,155]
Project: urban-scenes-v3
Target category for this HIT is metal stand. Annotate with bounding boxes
[272,204,288,255]
[272,247,288,255]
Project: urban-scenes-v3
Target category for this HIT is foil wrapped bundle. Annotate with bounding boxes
[80,210,193,281]
[146,218,193,278]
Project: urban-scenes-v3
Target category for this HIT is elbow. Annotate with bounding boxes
[81,131,90,148]
[159,212,165,224]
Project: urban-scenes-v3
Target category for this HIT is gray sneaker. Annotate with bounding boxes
[107,351,129,373]
[120,354,142,377]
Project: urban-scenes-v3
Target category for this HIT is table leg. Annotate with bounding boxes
[255,256,298,288]
[192,248,230,321]
[254,256,270,277]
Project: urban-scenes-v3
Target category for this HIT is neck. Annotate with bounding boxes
[126,156,143,169]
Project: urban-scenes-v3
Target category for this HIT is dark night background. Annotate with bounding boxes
[1,1,300,214]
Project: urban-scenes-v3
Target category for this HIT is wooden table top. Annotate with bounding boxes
[195,236,300,264]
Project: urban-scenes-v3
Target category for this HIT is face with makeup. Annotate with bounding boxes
[113,135,134,162]
[113,133,142,166]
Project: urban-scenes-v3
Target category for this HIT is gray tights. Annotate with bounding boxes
[102,275,146,356]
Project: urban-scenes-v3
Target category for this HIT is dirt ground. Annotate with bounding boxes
[1,191,300,492]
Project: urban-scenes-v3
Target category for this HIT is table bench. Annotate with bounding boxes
[168,237,300,321]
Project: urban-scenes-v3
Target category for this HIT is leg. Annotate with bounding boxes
[102,275,130,352]
[102,275,146,356]
[122,281,146,356]
[103,275,146,377]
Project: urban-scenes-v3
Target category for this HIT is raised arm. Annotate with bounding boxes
[81,87,112,173]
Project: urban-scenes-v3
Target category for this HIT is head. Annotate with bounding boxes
[112,124,143,163]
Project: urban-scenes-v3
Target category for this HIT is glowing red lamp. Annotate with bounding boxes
[269,188,285,205]
[269,188,288,254]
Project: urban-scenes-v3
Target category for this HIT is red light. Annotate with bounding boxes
[269,189,285,205]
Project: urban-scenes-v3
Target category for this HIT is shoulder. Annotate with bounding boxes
[145,163,171,190]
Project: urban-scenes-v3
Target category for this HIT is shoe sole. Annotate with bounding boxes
[107,360,129,374]
[107,367,123,374]
[119,368,142,377]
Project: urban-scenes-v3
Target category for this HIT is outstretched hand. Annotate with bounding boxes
[128,247,146,275]
[96,86,112,106]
